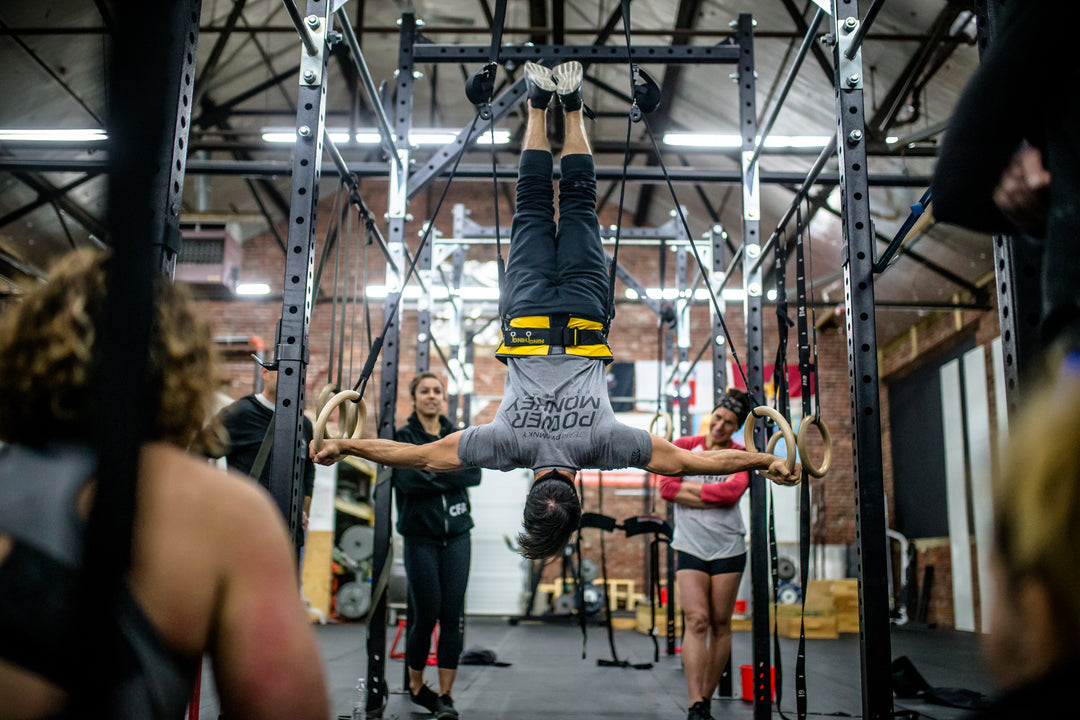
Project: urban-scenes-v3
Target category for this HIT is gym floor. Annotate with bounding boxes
[196,618,993,719]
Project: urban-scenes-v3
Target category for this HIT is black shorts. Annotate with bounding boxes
[676,550,747,576]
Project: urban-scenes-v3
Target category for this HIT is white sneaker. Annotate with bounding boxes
[523,62,556,109]
[552,61,584,111]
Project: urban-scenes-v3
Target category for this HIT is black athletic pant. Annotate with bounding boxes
[403,532,471,671]
[503,149,608,323]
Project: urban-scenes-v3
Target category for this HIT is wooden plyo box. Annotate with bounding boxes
[775,606,839,639]
[635,603,683,636]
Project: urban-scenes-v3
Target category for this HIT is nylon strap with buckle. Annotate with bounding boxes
[501,326,607,348]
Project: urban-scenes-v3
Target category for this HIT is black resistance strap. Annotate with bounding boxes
[793,203,816,720]
[768,224,794,720]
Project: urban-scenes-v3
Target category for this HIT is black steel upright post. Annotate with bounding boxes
[675,245,692,438]
[151,0,201,275]
[831,2,892,718]
[975,0,1040,416]
[270,0,330,549]
[662,303,678,657]
[415,223,434,373]
[735,14,770,720]
[366,12,417,716]
[709,223,733,698]
[447,246,466,426]
[462,330,476,427]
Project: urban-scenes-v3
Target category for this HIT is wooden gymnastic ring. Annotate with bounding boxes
[649,411,673,441]
[316,383,339,417]
[315,382,357,438]
[313,390,366,452]
[742,406,797,473]
[766,431,782,455]
[797,414,832,478]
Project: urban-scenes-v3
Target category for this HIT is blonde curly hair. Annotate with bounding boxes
[0,249,225,453]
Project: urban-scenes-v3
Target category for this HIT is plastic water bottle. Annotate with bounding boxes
[351,677,367,720]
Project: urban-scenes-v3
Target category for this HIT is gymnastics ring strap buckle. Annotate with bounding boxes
[313,390,368,452]
[742,405,798,478]
[648,411,673,441]
[796,414,832,478]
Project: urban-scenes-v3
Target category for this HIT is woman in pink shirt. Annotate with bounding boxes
[659,389,752,720]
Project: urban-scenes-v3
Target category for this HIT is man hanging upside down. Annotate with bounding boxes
[312,61,801,559]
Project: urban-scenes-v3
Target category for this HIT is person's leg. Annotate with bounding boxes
[403,538,441,695]
[701,570,742,701]
[677,566,713,710]
[503,106,559,319]
[554,104,608,323]
[435,533,472,696]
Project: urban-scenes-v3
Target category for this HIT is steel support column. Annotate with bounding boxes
[977,0,1040,416]
[734,15,770,720]
[416,224,434,373]
[366,12,417,716]
[269,0,329,556]
[831,2,892,718]
[149,0,200,274]
[675,245,692,438]
[446,245,466,426]
[708,222,732,697]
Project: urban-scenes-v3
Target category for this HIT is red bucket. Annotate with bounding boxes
[740,664,775,702]
[734,599,747,614]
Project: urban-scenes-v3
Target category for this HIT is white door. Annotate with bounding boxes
[465,468,532,615]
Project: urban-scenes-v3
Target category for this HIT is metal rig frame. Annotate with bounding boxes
[127,2,1033,717]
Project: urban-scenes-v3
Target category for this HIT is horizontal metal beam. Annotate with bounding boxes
[412,44,741,64]
[0,157,932,187]
[0,25,943,42]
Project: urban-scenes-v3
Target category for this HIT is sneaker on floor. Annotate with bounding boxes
[553,61,584,111]
[408,684,440,713]
[435,693,459,719]
[523,62,556,109]
[687,700,712,720]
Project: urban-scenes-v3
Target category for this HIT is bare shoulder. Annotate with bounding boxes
[139,443,290,548]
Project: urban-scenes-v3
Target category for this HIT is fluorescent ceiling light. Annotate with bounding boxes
[262,128,510,146]
[235,282,271,296]
[262,130,350,144]
[663,133,831,149]
[624,287,751,302]
[0,128,107,142]
[364,285,500,300]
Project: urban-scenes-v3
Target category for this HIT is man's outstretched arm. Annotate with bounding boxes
[310,432,465,473]
[645,435,801,486]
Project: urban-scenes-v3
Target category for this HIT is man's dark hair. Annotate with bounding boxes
[517,471,582,559]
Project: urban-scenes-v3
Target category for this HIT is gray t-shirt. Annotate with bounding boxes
[458,355,652,471]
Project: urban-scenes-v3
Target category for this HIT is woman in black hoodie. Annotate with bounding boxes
[395,372,482,719]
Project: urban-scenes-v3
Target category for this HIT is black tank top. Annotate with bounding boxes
[0,443,196,718]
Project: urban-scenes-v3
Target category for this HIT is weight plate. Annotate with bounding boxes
[552,593,575,615]
[582,584,605,615]
[336,581,371,619]
[581,558,599,583]
[777,556,797,582]
[777,583,801,605]
[340,524,375,562]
